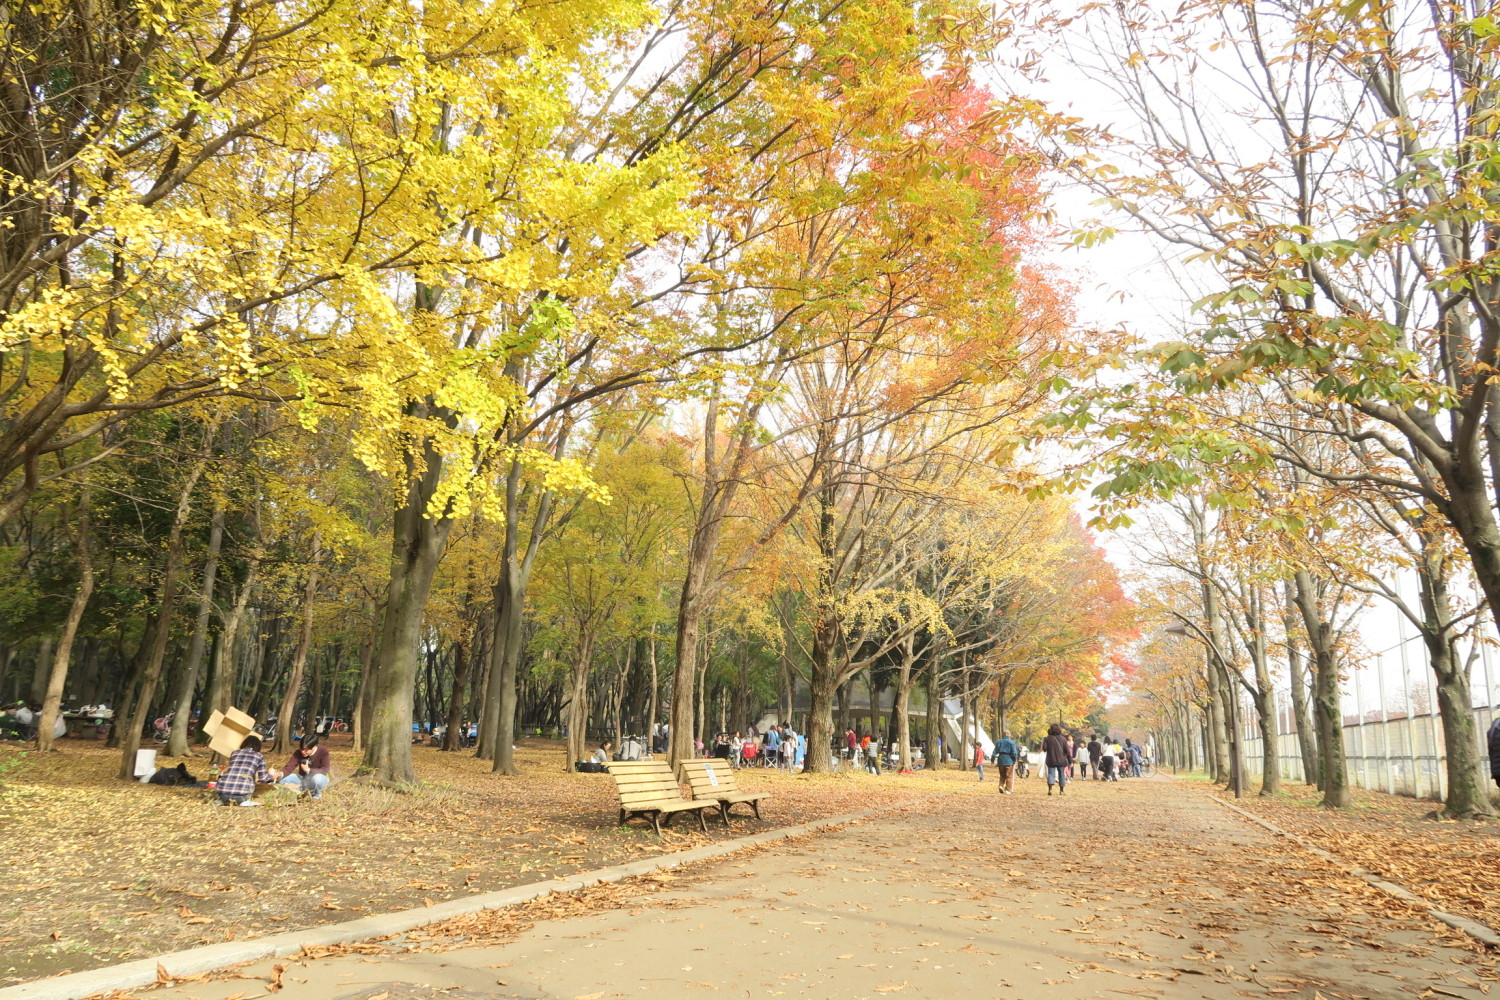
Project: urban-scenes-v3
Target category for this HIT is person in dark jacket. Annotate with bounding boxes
[278,733,331,799]
[1489,718,1500,789]
[1087,735,1103,779]
[1042,724,1071,795]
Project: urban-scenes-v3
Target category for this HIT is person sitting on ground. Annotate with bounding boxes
[218,733,279,806]
[279,733,332,799]
[149,762,200,786]
[591,741,613,766]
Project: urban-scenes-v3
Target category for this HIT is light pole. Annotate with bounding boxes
[1165,613,1244,799]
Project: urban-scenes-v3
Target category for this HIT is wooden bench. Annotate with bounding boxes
[605,759,717,835]
[677,758,769,825]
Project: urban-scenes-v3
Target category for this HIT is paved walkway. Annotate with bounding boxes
[143,775,1493,1000]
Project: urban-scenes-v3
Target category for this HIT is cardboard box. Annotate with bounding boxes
[202,707,256,757]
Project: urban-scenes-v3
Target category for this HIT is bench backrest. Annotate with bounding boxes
[677,758,742,798]
[606,759,688,809]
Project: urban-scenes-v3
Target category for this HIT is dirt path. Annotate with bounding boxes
[134,773,1499,1000]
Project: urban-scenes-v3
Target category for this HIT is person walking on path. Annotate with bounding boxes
[1043,724,1071,795]
[864,733,881,775]
[1074,738,1091,780]
[992,729,1019,794]
[1125,739,1143,778]
[974,741,986,781]
[1100,739,1120,781]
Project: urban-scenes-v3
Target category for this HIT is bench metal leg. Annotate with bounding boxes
[651,812,664,836]
[696,808,708,833]
[751,799,762,820]
[717,802,731,827]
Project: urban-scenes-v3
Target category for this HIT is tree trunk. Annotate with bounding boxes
[273,536,323,756]
[1203,651,1228,782]
[669,594,705,767]
[205,553,260,731]
[648,628,659,734]
[166,499,224,757]
[351,626,376,754]
[442,640,470,751]
[484,451,555,775]
[28,638,52,706]
[117,448,211,780]
[1414,526,1495,818]
[1251,685,1279,795]
[37,486,94,752]
[1294,569,1349,808]
[1282,580,1319,786]
[360,424,456,785]
[894,637,915,771]
[805,656,837,774]
[925,654,943,762]
[565,629,597,771]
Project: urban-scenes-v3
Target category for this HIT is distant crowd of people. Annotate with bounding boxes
[986,725,1149,795]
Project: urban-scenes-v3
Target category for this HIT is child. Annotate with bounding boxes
[973,741,985,781]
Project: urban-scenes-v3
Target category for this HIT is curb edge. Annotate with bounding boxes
[1206,792,1500,950]
[2,789,958,1000]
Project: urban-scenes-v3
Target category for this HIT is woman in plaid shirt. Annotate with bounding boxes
[217,734,280,806]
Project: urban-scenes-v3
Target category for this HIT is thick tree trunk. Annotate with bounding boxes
[1433,652,1491,817]
[1294,570,1349,808]
[360,426,455,785]
[37,488,94,753]
[1251,685,1279,795]
[1414,528,1495,818]
[805,657,837,774]
[166,501,224,757]
[272,537,323,756]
